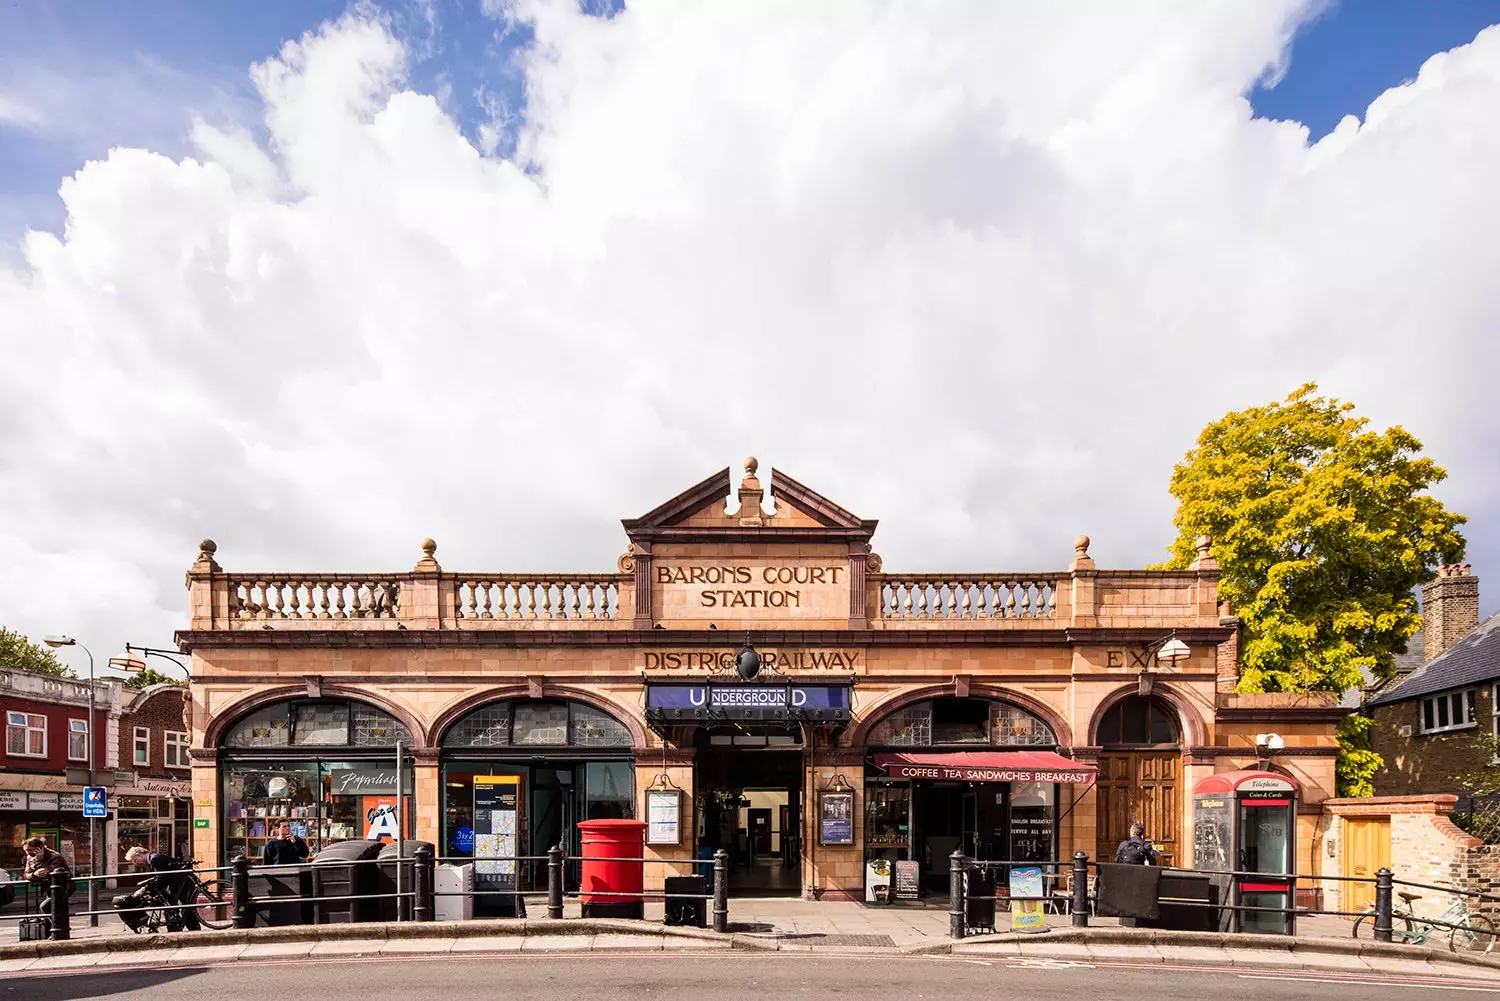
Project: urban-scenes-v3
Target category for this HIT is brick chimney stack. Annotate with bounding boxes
[1421,564,1480,662]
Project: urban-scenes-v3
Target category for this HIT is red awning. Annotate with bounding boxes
[875,751,1097,784]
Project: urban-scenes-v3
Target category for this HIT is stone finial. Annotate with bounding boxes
[738,455,765,527]
[191,538,221,573]
[413,537,441,572]
[1191,534,1219,572]
[1069,534,1095,572]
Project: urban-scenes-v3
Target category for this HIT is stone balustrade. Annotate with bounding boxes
[875,575,1063,621]
[453,575,622,621]
[230,575,402,621]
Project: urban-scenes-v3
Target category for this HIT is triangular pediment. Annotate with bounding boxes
[622,459,876,542]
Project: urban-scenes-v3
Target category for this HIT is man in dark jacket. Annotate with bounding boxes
[1114,823,1159,865]
[22,837,71,922]
[119,845,201,931]
[262,822,310,866]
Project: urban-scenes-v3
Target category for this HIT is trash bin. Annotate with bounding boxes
[1148,869,1217,932]
[434,864,474,922]
[578,819,646,920]
[964,867,997,934]
[312,840,384,924]
[664,875,707,928]
[376,841,433,922]
[246,864,314,927]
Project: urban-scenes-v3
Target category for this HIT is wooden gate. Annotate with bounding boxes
[1343,816,1391,910]
[1096,751,1181,864]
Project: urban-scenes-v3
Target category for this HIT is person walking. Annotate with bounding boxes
[1113,823,1159,865]
[261,821,310,865]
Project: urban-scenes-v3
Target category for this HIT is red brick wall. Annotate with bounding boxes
[1,693,109,771]
[1369,688,1493,796]
[118,687,189,777]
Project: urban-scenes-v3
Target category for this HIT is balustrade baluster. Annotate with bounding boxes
[1005,585,1017,619]
[330,582,345,619]
[475,581,492,619]
[959,580,973,619]
[537,583,553,619]
[582,582,597,619]
[461,580,476,620]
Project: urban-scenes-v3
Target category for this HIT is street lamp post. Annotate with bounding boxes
[43,635,99,927]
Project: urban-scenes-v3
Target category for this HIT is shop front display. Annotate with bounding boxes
[0,789,92,875]
[218,697,415,861]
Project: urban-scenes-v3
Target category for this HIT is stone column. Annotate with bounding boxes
[412,749,441,848]
[189,752,221,870]
[638,748,696,879]
[1069,536,1096,628]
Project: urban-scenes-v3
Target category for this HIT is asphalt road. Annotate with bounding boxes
[8,953,1500,1000]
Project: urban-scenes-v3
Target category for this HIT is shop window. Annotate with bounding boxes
[864,783,911,849]
[441,700,632,748]
[5,712,45,757]
[165,731,190,768]
[133,727,151,765]
[68,719,89,761]
[1097,696,1180,746]
[222,699,411,748]
[865,698,1055,747]
[1420,689,1476,734]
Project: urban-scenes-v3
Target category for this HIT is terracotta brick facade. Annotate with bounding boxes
[177,461,1344,899]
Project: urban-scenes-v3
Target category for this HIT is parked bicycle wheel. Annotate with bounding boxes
[194,880,233,931]
[1451,914,1498,954]
[1353,911,1416,940]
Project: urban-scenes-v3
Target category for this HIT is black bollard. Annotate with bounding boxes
[49,870,71,941]
[1071,851,1090,927]
[413,844,435,922]
[1374,868,1394,943]
[712,850,729,934]
[232,854,252,929]
[547,844,564,920]
[949,850,966,939]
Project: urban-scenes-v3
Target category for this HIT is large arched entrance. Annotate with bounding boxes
[1094,695,1182,865]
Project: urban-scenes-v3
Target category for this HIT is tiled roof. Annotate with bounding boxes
[1367,613,1500,706]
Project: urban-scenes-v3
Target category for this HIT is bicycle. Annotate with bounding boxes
[1352,889,1498,954]
[115,860,232,933]
[180,858,233,931]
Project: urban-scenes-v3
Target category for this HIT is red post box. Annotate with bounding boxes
[578,818,647,919]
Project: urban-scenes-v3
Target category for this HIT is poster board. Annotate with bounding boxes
[645,788,682,846]
[473,775,520,902]
[893,860,920,900]
[818,790,854,846]
[865,858,892,903]
[1009,866,1046,932]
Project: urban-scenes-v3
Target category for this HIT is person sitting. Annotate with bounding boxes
[1113,823,1159,865]
[261,822,310,866]
[116,846,200,931]
[21,837,70,923]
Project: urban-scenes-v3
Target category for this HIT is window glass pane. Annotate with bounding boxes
[513,703,569,746]
[223,763,320,860]
[443,705,512,747]
[350,707,411,747]
[570,706,632,747]
[989,703,1056,747]
[868,703,931,746]
[931,699,990,744]
[1148,706,1178,744]
[224,706,292,748]
[1423,700,1435,731]
[1465,690,1476,724]
[1438,698,1451,728]
[1121,701,1150,744]
[293,703,349,745]
[584,762,633,820]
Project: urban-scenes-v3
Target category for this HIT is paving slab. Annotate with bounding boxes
[954,940,1022,956]
[237,941,315,961]
[1087,943,1163,963]
[592,934,665,951]
[449,936,525,953]
[1155,944,1235,967]
[25,951,104,971]
[1291,950,1374,972]
[1362,956,1442,978]
[0,957,36,973]
[380,937,455,955]
[521,934,594,952]
[1431,963,1500,982]
[1224,948,1302,970]
[309,939,387,957]
[167,944,248,966]
[97,948,178,968]
[1016,940,1092,961]
[665,936,727,950]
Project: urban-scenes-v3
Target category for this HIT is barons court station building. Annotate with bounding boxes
[179,460,1340,901]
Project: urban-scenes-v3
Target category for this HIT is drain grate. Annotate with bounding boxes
[776,933,896,948]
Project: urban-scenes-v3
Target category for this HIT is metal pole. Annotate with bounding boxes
[1071,851,1090,927]
[949,849,966,939]
[395,741,404,921]
[1374,867,1394,943]
[84,646,98,928]
[547,844,564,919]
[712,849,729,933]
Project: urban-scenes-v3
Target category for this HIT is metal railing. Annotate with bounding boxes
[4,847,732,942]
[944,849,1500,953]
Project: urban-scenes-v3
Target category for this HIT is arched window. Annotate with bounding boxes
[223,699,412,748]
[1096,696,1180,747]
[441,700,632,749]
[866,698,1056,748]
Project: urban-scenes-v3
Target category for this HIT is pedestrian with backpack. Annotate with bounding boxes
[1114,823,1158,865]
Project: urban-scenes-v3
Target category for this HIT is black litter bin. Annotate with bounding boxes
[664,875,707,928]
[246,864,314,926]
[376,841,433,922]
[1151,870,1217,932]
[964,867,997,934]
[312,840,384,924]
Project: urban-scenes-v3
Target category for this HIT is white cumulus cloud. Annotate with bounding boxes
[1,1,1498,665]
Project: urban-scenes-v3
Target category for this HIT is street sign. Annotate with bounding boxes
[193,819,209,829]
[82,786,107,818]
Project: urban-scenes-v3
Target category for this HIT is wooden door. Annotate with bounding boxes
[749,809,772,855]
[1096,752,1180,864]
[1344,817,1391,908]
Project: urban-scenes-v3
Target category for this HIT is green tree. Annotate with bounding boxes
[0,627,71,677]
[1160,385,1468,795]
[124,667,186,690]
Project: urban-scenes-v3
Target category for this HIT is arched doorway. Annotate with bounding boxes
[1094,696,1182,865]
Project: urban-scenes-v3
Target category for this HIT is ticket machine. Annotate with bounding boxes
[1192,770,1299,934]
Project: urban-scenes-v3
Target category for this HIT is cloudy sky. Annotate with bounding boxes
[1,0,1497,673]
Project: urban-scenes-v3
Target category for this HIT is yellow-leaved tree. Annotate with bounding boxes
[1160,385,1467,796]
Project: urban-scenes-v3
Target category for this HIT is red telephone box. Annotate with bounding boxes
[1192,770,1298,934]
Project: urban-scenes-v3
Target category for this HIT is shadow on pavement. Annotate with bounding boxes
[6,968,206,1001]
